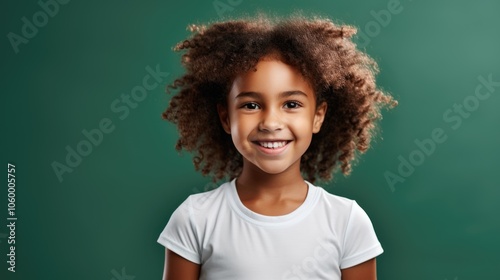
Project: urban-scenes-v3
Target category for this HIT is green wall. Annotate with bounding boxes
[2,0,499,279]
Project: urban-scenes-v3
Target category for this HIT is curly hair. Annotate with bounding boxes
[162,13,397,184]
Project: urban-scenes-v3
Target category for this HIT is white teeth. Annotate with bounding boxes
[258,141,287,149]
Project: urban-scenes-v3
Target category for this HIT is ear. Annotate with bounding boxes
[217,103,231,134]
[312,101,327,134]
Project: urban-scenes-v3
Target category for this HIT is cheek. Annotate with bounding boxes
[230,116,252,141]
[290,114,315,134]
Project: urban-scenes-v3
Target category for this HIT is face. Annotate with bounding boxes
[218,57,327,175]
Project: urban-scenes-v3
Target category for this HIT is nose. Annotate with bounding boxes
[258,108,284,132]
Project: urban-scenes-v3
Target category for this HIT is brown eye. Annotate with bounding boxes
[284,101,301,109]
[242,103,260,110]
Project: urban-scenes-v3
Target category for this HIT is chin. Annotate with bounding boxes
[254,162,291,175]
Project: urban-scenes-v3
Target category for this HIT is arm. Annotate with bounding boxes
[163,249,200,280]
[341,258,377,280]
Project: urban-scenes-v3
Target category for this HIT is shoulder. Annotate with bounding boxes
[161,181,230,235]
[171,181,230,223]
[309,183,383,268]
[308,183,372,230]
[158,182,229,264]
[187,181,228,210]
[311,183,357,213]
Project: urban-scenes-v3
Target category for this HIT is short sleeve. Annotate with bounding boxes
[340,201,383,269]
[157,196,201,264]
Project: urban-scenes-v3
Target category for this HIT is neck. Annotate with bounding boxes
[236,159,306,200]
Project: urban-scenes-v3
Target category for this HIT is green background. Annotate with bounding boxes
[2,0,499,279]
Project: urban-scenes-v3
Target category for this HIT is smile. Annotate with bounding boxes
[257,141,288,149]
[252,140,291,155]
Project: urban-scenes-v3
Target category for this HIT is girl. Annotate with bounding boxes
[157,13,397,280]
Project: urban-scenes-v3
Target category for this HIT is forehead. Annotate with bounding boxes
[229,58,314,96]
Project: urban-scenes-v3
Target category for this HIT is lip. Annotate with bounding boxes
[252,140,291,155]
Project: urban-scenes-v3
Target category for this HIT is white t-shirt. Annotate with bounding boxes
[157,178,383,280]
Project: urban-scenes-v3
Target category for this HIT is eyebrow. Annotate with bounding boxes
[235,90,308,100]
